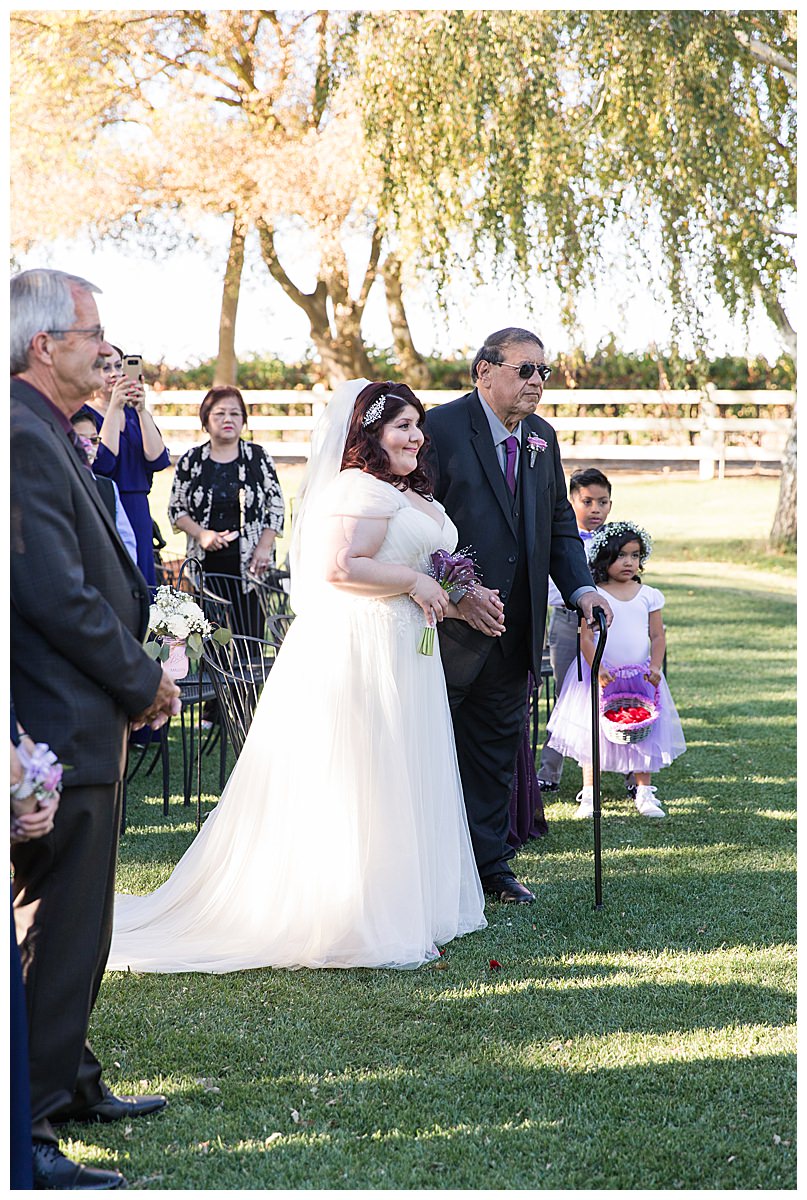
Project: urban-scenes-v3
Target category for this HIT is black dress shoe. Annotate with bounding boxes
[32,1142,127,1190]
[536,778,559,793]
[71,1093,168,1124]
[481,873,535,904]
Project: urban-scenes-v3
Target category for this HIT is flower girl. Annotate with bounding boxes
[546,520,685,818]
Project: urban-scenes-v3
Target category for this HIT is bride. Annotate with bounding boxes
[108,379,486,972]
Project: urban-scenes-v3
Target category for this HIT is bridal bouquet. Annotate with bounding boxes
[417,548,479,656]
[145,585,231,666]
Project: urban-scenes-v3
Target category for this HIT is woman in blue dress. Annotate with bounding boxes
[83,346,170,588]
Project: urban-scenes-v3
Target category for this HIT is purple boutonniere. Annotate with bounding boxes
[526,434,548,467]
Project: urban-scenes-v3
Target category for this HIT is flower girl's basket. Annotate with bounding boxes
[600,665,660,745]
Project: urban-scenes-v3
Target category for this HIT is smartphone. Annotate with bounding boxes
[122,354,143,382]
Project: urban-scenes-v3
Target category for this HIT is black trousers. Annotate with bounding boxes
[440,629,530,878]
[12,782,123,1143]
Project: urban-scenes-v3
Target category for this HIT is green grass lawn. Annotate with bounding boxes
[151,466,790,577]
[70,474,795,1189]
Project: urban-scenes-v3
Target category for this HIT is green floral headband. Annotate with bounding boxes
[586,521,653,567]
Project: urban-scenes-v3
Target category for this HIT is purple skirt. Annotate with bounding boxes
[508,679,548,848]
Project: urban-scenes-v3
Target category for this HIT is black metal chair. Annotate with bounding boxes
[201,570,293,635]
[202,572,266,638]
[256,568,293,620]
[202,635,279,758]
[264,612,294,645]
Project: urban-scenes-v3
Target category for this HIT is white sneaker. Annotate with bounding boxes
[573,787,595,818]
[634,785,666,818]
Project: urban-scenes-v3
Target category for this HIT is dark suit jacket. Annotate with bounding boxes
[94,474,117,523]
[424,388,593,676]
[10,378,163,786]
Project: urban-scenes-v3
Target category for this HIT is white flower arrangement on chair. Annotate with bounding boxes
[145,585,231,666]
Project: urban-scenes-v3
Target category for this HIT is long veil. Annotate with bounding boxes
[289,378,369,615]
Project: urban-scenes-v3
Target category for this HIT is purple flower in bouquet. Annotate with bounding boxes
[11,740,65,818]
[417,547,479,655]
[431,548,477,593]
[526,434,548,467]
[21,742,63,792]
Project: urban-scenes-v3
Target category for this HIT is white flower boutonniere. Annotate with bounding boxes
[526,434,548,467]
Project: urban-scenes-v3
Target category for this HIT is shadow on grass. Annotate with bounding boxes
[68,1052,796,1190]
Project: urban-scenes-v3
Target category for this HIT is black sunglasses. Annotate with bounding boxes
[492,360,552,382]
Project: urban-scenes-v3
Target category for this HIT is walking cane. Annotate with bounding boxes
[576,605,608,910]
[590,607,608,909]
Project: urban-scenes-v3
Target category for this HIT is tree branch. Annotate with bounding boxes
[311,11,330,129]
[735,30,796,81]
[759,289,797,357]
[356,224,384,311]
[256,216,327,322]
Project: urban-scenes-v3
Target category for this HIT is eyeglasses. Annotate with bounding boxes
[492,360,552,382]
[47,326,106,342]
[77,435,101,449]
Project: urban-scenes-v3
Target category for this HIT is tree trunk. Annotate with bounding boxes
[381,254,430,388]
[308,304,374,383]
[257,216,381,387]
[214,212,247,386]
[763,294,796,549]
[770,399,796,551]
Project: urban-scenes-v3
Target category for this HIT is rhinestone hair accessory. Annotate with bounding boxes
[586,520,653,566]
[361,396,387,427]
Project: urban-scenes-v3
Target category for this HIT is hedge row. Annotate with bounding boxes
[143,342,795,393]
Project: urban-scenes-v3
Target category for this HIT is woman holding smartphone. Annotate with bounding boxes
[168,385,285,637]
[83,346,170,589]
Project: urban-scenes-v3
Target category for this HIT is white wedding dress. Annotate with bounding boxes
[109,469,486,973]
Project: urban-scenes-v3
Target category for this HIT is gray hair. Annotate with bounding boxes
[10,269,101,374]
[470,326,545,383]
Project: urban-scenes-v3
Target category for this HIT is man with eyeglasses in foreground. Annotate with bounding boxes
[10,268,181,1190]
[425,326,612,905]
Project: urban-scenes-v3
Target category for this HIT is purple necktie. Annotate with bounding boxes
[503,435,519,495]
[67,428,93,471]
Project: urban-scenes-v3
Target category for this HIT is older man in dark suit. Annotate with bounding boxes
[425,327,612,904]
[10,269,181,1190]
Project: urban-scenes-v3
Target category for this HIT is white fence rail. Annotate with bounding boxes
[147,387,795,479]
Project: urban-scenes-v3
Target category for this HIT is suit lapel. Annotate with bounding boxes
[468,392,517,536]
[520,415,546,553]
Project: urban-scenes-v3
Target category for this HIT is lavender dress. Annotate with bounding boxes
[547,584,686,774]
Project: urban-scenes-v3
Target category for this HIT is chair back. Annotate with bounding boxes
[264,612,294,645]
[203,571,293,637]
[202,634,278,757]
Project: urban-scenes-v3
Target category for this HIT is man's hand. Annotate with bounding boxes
[456,586,506,637]
[131,669,182,731]
[578,591,613,630]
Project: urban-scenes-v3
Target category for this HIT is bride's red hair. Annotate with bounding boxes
[341,381,433,497]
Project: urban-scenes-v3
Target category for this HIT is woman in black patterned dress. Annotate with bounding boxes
[168,385,285,637]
